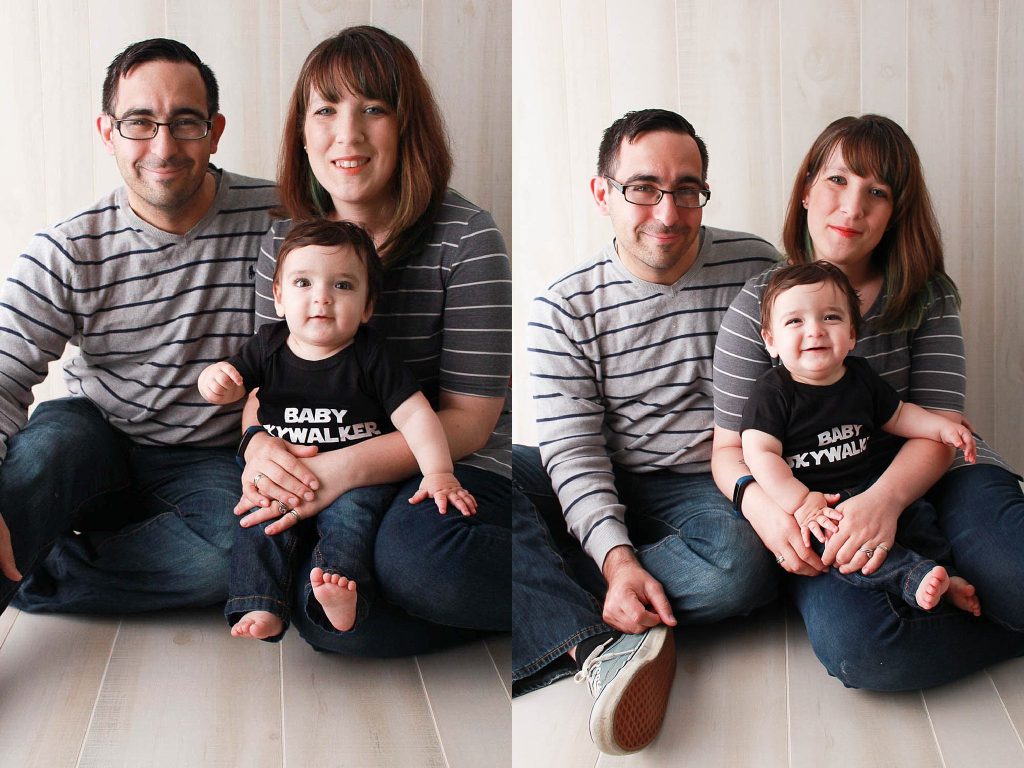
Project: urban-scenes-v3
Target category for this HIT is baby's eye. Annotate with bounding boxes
[824,313,843,321]
[293,277,311,288]
[784,317,802,326]
[334,280,353,290]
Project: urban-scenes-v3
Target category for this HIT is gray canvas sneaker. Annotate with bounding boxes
[574,624,676,755]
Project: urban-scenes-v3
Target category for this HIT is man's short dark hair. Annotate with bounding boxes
[597,109,709,181]
[102,38,219,117]
[275,219,384,307]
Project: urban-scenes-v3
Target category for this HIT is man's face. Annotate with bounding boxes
[592,130,705,285]
[98,60,225,232]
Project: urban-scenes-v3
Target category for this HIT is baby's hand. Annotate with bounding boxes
[794,491,842,547]
[940,423,977,464]
[408,472,478,516]
[198,362,245,404]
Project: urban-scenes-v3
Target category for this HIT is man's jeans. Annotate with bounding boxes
[4,398,238,613]
[226,483,397,635]
[512,445,778,696]
[790,464,1024,690]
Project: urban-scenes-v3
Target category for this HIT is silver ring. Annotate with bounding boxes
[860,547,874,558]
[775,555,785,564]
[877,544,891,554]
[288,509,302,522]
[252,473,265,492]
[277,501,288,516]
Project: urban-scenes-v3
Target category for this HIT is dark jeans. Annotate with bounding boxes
[512,445,778,696]
[225,483,397,635]
[5,398,238,613]
[790,464,1024,690]
[288,464,512,656]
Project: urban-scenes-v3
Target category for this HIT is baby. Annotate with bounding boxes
[199,219,475,640]
[741,261,980,615]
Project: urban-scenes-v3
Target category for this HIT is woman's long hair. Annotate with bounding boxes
[781,114,958,330]
[276,26,452,266]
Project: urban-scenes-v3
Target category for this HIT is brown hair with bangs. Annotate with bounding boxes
[276,25,452,267]
[781,114,958,331]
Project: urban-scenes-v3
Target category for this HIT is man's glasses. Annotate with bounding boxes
[109,117,213,141]
[604,176,711,209]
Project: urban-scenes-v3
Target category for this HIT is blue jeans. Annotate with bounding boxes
[225,483,397,636]
[512,445,778,696]
[812,492,953,609]
[287,465,511,656]
[790,464,1024,690]
[5,398,238,613]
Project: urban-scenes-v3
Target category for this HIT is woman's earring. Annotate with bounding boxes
[802,198,808,209]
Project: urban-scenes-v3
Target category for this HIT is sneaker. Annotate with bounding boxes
[574,625,676,755]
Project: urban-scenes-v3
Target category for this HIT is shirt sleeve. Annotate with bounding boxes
[713,268,777,432]
[254,221,284,330]
[739,371,791,442]
[527,290,630,568]
[0,231,78,463]
[439,209,511,399]
[362,329,423,415]
[907,285,966,414]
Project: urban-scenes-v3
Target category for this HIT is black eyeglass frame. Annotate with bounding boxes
[108,116,214,141]
[603,176,711,209]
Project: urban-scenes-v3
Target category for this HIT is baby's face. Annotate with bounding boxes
[763,280,856,386]
[272,243,372,360]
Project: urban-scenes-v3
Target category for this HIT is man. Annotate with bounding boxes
[0,38,276,614]
[513,109,780,755]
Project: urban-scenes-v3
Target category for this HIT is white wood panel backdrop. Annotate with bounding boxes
[512,0,1024,477]
[0,0,511,404]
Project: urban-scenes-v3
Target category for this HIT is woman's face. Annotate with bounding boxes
[303,85,400,224]
[804,144,894,270]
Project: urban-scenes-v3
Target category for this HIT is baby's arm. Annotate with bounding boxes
[198,362,247,405]
[390,391,477,516]
[884,402,977,463]
[742,429,840,545]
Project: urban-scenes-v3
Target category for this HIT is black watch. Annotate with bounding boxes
[235,425,266,469]
[732,475,755,516]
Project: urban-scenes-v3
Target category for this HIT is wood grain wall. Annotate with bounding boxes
[512,0,1024,475]
[0,0,511,402]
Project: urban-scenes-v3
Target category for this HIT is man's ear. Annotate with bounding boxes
[208,113,227,155]
[97,114,116,156]
[591,175,612,216]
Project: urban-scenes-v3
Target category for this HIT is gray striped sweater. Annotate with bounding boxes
[527,227,780,566]
[0,167,277,461]
[713,264,1018,476]
[255,189,511,478]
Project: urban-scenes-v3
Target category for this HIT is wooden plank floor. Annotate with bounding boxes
[513,604,1024,768]
[0,607,510,768]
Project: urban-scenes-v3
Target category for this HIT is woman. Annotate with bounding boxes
[237,26,511,654]
[712,114,1024,689]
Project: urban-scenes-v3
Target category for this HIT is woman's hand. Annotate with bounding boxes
[742,484,831,577]
[236,431,320,514]
[824,484,900,575]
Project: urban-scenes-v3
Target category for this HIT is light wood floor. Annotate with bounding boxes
[0,606,510,767]
[513,604,1024,768]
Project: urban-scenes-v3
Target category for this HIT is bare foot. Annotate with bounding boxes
[311,567,358,632]
[946,576,982,616]
[231,610,284,640]
[915,565,950,610]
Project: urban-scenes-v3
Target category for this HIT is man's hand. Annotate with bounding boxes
[0,515,23,582]
[601,545,676,634]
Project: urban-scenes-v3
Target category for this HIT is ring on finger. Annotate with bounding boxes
[252,473,265,492]
[860,547,874,558]
[288,509,302,522]
[877,543,891,553]
[775,554,785,565]
[277,500,288,516]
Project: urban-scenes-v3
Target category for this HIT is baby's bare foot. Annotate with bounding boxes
[231,610,284,640]
[915,565,950,610]
[311,567,358,632]
[946,576,982,616]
